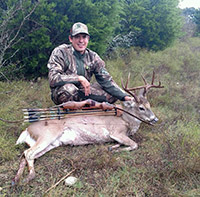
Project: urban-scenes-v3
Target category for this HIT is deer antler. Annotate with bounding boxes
[121,71,164,100]
[141,71,164,96]
[121,73,140,103]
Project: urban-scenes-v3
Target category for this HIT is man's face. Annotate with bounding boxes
[69,33,89,54]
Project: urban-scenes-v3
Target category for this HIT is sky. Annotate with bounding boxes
[179,0,200,9]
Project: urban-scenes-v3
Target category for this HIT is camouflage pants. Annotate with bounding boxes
[51,83,118,105]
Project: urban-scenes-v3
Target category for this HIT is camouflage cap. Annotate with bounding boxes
[71,22,90,36]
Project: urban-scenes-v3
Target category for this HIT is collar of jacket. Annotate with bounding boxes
[73,48,86,59]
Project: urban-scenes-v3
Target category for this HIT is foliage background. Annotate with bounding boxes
[0,0,185,79]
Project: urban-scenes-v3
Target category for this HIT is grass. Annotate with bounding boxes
[0,37,200,196]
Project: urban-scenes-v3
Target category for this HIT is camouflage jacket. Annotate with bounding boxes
[47,44,127,101]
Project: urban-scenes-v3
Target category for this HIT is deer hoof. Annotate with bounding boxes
[11,176,20,186]
[22,173,36,184]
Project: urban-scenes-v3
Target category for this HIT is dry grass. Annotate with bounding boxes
[0,37,200,196]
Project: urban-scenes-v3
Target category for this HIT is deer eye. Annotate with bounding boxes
[139,106,145,111]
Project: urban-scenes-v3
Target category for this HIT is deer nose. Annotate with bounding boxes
[151,117,159,124]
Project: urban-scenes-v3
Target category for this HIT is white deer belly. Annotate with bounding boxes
[58,126,112,146]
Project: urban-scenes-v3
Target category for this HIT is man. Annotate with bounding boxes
[47,22,132,105]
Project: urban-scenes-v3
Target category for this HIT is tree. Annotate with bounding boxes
[117,0,182,51]
[7,0,69,78]
[181,8,197,38]
[182,7,196,20]
[0,0,39,80]
[193,9,200,36]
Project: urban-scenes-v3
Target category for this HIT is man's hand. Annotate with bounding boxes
[124,96,133,101]
[78,76,91,96]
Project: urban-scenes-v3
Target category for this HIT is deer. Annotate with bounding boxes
[12,72,163,185]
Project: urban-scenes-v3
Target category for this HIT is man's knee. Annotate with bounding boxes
[55,84,79,104]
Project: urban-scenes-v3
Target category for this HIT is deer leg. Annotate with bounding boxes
[22,140,51,183]
[12,157,27,185]
[23,158,35,184]
[22,138,61,183]
[108,144,121,151]
[109,134,138,152]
